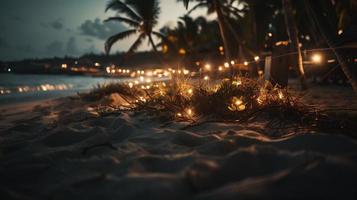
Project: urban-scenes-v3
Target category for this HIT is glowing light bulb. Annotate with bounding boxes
[224,62,230,68]
[230,60,235,65]
[204,76,209,81]
[204,64,211,71]
[311,53,322,64]
[235,99,243,106]
[244,61,249,66]
[254,56,260,62]
[218,66,223,71]
[278,91,284,99]
[187,88,193,94]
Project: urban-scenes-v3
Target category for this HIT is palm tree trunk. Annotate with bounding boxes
[148,34,168,67]
[304,0,357,94]
[213,0,234,77]
[282,0,307,90]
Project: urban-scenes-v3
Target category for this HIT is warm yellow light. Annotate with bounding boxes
[186,108,193,116]
[224,62,230,68]
[218,66,223,71]
[232,80,242,86]
[238,105,246,111]
[61,64,67,69]
[230,60,235,65]
[338,29,343,35]
[183,69,189,75]
[94,62,101,67]
[187,88,193,94]
[128,82,133,88]
[106,67,111,73]
[311,53,322,63]
[235,99,243,106]
[258,70,264,76]
[177,113,182,117]
[179,48,186,55]
[219,46,224,51]
[244,61,248,66]
[278,91,284,99]
[204,75,209,81]
[204,64,211,71]
[268,32,273,37]
[254,56,260,62]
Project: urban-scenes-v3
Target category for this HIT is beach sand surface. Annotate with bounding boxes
[1,85,357,200]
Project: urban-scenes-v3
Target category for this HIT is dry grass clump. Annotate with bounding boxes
[80,77,311,125]
[79,76,357,136]
[79,83,143,102]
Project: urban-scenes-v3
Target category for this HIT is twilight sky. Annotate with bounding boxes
[0,0,207,61]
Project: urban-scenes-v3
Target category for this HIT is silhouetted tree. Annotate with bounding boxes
[104,0,166,55]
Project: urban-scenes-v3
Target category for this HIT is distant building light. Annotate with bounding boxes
[244,61,249,66]
[338,29,343,35]
[305,35,311,41]
[230,60,235,65]
[94,62,101,67]
[61,64,68,69]
[268,32,273,37]
[219,46,224,51]
[74,61,78,65]
[224,62,230,68]
[254,56,260,62]
[7,68,11,72]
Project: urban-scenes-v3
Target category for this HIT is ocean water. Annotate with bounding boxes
[0,74,128,105]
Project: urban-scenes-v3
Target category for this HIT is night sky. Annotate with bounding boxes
[0,0,207,61]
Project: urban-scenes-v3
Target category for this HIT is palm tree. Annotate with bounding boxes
[282,0,307,90]
[159,16,221,55]
[104,0,166,55]
[304,0,357,94]
[179,1,234,59]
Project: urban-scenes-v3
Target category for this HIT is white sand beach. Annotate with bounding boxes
[1,85,357,200]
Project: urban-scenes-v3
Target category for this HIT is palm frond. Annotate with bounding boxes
[125,0,160,26]
[105,29,137,54]
[104,17,140,27]
[128,34,145,53]
[187,2,209,15]
[106,0,142,22]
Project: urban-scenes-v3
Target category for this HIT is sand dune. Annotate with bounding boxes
[1,96,357,200]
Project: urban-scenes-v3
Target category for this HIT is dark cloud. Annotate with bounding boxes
[0,38,10,49]
[79,18,126,40]
[42,19,64,30]
[51,20,64,30]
